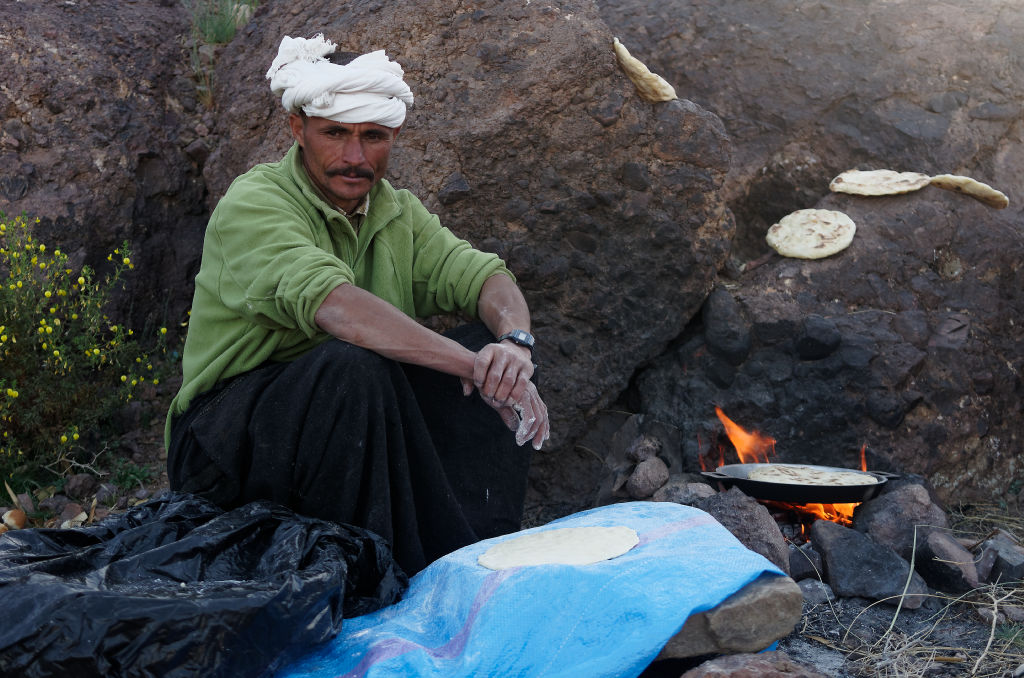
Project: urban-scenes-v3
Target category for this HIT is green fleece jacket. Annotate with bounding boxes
[166,143,511,444]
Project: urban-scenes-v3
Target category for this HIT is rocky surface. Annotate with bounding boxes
[597,0,1023,507]
[0,0,207,332]
[597,0,1024,258]
[658,575,803,659]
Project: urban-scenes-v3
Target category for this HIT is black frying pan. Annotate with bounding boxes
[701,463,895,504]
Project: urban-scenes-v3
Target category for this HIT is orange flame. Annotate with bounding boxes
[860,443,867,471]
[715,406,776,464]
[798,502,858,525]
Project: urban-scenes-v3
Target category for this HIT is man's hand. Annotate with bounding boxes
[479,381,550,451]
[461,341,549,450]
[468,341,534,405]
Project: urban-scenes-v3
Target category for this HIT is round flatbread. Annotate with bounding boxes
[766,209,856,259]
[746,464,878,486]
[613,38,677,103]
[478,526,640,570]
[929,174,1009,209]
[829,169,931,196]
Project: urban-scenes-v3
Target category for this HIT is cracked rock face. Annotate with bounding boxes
[205,0,735,504]
[602,0,1024,506]
[0,1,208,330]
[597,0,1024,260]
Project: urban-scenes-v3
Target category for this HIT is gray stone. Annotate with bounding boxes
[696,488,790,575]
[915,530,980,594]
[659,575,803,659]
[653,478,716,505]
[64,473,98,501]
[810,519,929,609]
[853,484,949,560]
[626,457,670,499]
[797,579,835,607]
[983,532,1024,584]
[788,543,823,582]
[680,650,830,678]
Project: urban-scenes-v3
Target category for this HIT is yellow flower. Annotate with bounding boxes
[5,389,17,398]
[61,435,68,444]
[153,379,160,385]
[160,327,168,335]
[71,314,78,320]
[120,375,127,382]
[77,276,85,285]
[122,257,130,265]
[45,326,52,334]
[53,350,60,357]
[73,433,80,441]
[44,290,52,298]
[39,244,45,252]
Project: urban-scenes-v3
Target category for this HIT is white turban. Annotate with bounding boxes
[266,34,414,129]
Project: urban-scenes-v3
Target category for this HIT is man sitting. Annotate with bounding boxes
[166,34,549,575]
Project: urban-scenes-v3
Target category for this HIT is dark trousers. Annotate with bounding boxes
[167,324,532,575]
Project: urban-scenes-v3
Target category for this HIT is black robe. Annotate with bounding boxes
[167,324,532,575]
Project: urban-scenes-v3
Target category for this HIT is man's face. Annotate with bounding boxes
[289,113,399,213]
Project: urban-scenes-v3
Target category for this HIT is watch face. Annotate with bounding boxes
[502,330,535,348]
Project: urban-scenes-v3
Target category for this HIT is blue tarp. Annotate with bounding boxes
[276,501,784,678]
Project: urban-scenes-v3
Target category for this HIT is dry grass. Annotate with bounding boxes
[791,502,1024,677]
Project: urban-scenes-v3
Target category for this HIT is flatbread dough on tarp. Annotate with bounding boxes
[930,174,1009,209]
[766,208,856,259]
[275,502,784,678]
[829,169,931,196]
[478,526,639,570]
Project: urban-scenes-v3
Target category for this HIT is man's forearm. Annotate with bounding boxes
[477,273,531,339]
[313,283,477,378]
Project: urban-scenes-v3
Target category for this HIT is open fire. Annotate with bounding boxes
[705,407,867,531]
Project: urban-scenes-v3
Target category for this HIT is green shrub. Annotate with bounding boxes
[0,213,168,493]
[185,0,258,45]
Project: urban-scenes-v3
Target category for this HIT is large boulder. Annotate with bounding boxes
[598,0,1023,258]
[633,187,1023,504]
[602,0,1024,505]
[204,0,735,503]
[0,0,207,329]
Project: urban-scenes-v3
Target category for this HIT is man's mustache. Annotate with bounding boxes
[328,166,375,181]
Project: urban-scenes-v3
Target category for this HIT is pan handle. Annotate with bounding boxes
[869,471,900,479]
[701,471,732,480]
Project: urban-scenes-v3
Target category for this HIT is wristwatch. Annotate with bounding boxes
[497,329,535,354]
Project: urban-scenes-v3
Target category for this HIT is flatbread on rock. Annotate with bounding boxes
[746,464,878,486]
[829,169,932,196]
[613,38,677,103]
[766,209,857,260]
[930,174,1009,209]
[478,526,640,570]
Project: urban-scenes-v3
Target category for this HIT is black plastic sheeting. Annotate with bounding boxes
[0,492,407,678]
